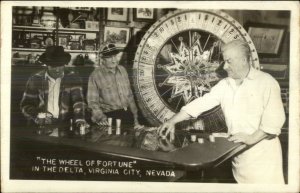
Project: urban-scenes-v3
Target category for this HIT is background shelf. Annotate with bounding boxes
[12,48,98,53]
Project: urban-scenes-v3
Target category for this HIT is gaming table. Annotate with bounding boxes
[10,126,247,182]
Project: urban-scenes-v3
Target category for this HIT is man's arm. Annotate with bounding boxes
[228,129,269,145]
[158,80,226,138]
[69,73,86,122]
[259,77,286,135]
[128,99,140,127]
[158,110,191,140]
[86,72,107,124]
[20,76,40,121]
[121,67,142,128]
[126,82,138,124]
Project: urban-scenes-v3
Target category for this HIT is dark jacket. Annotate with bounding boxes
[20,69,86,127]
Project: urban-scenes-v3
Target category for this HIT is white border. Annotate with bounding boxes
[1,1,299,193]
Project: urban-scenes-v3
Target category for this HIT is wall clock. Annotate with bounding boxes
[133,9,259,131]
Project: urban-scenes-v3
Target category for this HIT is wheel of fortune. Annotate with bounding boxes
[133,9,259,132]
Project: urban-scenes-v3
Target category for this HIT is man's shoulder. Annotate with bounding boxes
[64,69,79,77]
[251,68,280,89]
[29,70,45,80]
[216,78,229,86]
[254,68,278,82]
[117,65,127,73]
[90,66,105,76]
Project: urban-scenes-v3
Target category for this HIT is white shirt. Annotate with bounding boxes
[181,68,285,183]
[46,73,62,118]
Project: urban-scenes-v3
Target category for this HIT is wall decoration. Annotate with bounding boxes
[261,63,288,80]
[104,26,130,47]
[245,22,286,57]
[85,21,99,30]
[133,8,155,21]
[107,8,128,22]
[58,35,69,49]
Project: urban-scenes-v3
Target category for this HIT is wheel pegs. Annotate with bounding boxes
[108,117,112,127]
[191,135,197,142]
[209,135,215,142]
[198,138,204,144]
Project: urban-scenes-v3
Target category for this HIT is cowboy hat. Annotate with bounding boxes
[39,46,71,66]
[100,43,120,58]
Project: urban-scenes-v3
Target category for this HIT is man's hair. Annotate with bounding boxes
[221,40,251,61]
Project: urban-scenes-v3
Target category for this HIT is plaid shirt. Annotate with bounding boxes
[20,69,86,124]
[87,65,138,123]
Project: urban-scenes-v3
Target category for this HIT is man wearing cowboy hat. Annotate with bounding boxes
[87,43,143,129]
[20,46,88,136]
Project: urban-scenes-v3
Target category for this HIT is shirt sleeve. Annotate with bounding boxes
[20,76,40,120]
[69,73,86,121]
[259,77,286,135]
[181,79,225,118]
[121,66,138,116]
[87,71,106,123]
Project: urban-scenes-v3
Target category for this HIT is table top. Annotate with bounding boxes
[12,128,247,170]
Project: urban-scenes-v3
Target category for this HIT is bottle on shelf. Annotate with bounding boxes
[32,7,41,26]
[40,8,56,28]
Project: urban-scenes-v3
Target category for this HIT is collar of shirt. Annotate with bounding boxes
[226,67,258,90]
[102,65,122,74]
[245,67,259,80]
[45,71,64,82]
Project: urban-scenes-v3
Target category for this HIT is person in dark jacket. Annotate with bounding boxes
[20,46,88,136]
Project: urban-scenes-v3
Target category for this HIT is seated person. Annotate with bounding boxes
[20,46,88,136]
[87,43,143,129]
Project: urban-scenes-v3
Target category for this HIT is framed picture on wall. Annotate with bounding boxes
[104,26,130,47]
[85,21,99,30]
[245,22,286,57]
[133,8,155,21]
[107,8,128,22]
[58,35,69,49]
[261,63,288,80]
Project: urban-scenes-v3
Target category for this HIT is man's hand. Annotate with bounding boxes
[158,137,176,152]
[76,120,89,128]
[228,132,253,145]
[133,118,144,130]
[96,116,109,126]
[134,123,144,130]
[35,112,53,125]
[157,121,175,141]
[157,110,190,141]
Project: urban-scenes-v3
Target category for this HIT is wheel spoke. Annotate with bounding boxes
[161,86,173,96]
[170,38,180,54]
[203,34,211,51]
[175,95,183,112]
[189,30,192,48]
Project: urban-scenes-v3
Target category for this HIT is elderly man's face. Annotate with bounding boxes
[103,55,118,69]
[222,48,248,79]
[47,66,64,79]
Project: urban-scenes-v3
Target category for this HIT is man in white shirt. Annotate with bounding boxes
[158,40,286,184]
